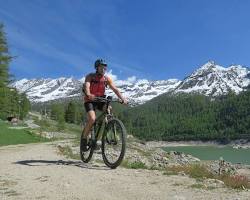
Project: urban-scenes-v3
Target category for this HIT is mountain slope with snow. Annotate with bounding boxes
[174,61,250,96]
[12,61,250,104]
[12,77,82,102]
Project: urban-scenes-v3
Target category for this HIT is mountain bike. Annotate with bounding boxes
[80,96,127,169]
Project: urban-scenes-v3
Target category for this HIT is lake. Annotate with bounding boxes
[163,145,250,165]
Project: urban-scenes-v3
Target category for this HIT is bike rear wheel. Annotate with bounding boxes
[80,131,94,163]
[102,118,126,169]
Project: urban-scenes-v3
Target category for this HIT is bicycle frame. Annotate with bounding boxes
[93,112,108,141]
[90,96,117,143]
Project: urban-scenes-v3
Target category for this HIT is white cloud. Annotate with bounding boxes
[127,76,137,83]
[106,70,118,81]
[105,70,139,86]
[79,71,138,86]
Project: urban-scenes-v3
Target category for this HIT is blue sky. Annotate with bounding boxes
[0,0,250,81]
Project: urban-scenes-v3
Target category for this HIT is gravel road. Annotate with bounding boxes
[0,142,249,200]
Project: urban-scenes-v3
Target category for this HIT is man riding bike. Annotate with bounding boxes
[81,59,127,151]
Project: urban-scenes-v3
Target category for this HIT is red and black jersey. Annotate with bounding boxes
[83,73,112,102]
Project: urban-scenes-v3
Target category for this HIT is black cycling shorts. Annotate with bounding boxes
[84,102,106,113]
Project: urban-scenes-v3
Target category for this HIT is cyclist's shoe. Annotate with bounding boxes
[81,138,88,152]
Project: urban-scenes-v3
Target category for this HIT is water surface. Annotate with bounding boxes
[163,145,250,165]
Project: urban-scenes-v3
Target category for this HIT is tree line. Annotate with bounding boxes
[34,97,126,130]
[0,23,30,120]
[33,100,85,130]
[118,90,250,142]
[38,88,250,142]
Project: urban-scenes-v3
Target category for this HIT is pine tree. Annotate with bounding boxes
[19,93,31,119]
[0,87,9,119]
[57,104,65,130]
[0,23,12,119]
[65,101,77,123]
[50,104,60,120]
[0,23,30,120]
[0,23,11,88]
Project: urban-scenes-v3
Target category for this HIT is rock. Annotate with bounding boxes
[208,160,236,175]
[127,134,134,139]
[178,172,186,176]
[203,178,225,188]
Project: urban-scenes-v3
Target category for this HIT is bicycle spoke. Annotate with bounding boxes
[102,118,126,168]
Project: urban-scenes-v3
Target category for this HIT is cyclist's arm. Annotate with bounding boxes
[108,81,127,104]
[83,75,95,100]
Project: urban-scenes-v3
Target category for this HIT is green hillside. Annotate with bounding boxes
[0,121,48,146]
[119,90,250,142]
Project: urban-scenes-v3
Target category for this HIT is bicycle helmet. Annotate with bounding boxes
[94,59,107,69]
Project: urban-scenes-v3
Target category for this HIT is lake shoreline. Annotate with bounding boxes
[146,140,250,167]
[146,139,250,149]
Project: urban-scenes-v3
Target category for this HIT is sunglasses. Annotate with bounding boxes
[99,65,107,70]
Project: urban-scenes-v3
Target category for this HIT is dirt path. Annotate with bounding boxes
[25,119,40,129]
[0,142,249,200]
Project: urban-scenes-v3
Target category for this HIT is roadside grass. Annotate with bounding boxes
[165,164,250,190]
[220,174,250,190]
[128,145,153,158]
[34,118,82,137]
[121,159,148,169]
[190,183,206,189]
[0,121,49,146]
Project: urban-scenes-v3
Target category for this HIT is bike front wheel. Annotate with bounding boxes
[102,118,126,169]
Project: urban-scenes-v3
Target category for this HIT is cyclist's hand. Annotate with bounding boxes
[87,94,96,101]
[121,98,128,105]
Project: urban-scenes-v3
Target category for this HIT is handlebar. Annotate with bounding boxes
[92,96,123,104]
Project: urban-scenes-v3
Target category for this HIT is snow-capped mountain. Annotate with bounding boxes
[175,61,250,96]
[12,61,250,105]
[105,78,181,105]
[12,77,82,102]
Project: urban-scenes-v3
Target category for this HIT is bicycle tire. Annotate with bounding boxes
[101,118,126,169]
[80,131,94,163]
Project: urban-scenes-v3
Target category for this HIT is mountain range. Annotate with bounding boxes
[12,61,250,105]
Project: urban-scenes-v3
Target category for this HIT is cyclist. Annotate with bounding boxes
[81,59,127,151]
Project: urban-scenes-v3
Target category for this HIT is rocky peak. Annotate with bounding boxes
[12,61,250,104]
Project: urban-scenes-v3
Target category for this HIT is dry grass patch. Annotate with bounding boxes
[220,174,250,190]
[165,164,213,179]
[165,164,250,190]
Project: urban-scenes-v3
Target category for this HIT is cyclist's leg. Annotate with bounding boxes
[83,102,96,137]
[83,110,96,138]
[81,102,96,150]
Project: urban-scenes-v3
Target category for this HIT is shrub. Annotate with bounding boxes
[220,174,250,189]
